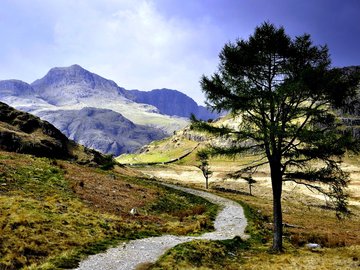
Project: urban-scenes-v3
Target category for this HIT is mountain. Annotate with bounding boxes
[0,79,52,112]
[27,65,188,131]
[0,101,107,164]
[126,88,218,120]
[0,65,188,154]
[36,107,166,156]
[31,64,126,106]
[0,65,218,155]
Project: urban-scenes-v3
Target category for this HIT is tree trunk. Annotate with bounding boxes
[270,161,283,252]
[205,176,208,189]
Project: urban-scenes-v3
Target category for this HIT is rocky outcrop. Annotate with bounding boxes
[338,66,360,137]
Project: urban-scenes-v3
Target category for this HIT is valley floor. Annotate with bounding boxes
[129,161,360,269]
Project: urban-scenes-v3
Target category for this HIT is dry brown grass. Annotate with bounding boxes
[132,158,360,269]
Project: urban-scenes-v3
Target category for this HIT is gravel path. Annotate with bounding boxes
[74,184,249,270]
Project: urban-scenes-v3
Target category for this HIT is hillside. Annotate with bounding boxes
[0,101,107,164]
[0,105,218,269]
[117,113,360,270]
[117,111,360,208]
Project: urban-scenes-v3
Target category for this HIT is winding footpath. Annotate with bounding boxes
[74,184,249,270]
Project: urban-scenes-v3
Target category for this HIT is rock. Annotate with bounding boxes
[0,102,112,166]
[130,208,138,216]
[305,243,321,249]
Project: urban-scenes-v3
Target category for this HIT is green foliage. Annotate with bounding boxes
[196,151,213,189]
[192,22,360,251]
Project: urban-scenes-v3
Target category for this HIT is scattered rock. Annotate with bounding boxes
[130,208,138,216]
[305,243,321,249]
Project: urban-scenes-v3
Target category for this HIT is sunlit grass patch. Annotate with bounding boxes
[116,138,198,164]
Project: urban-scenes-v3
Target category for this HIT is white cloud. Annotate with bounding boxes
[50,0,222,104]
[0,0,224,104]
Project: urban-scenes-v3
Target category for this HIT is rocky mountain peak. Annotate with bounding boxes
[30,64,126,105]
[32,64,119,91]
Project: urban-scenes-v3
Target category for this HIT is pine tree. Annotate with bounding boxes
[191,22,359,252]
[196,151,212,189]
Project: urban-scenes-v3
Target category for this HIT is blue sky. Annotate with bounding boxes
[0,0,359,105]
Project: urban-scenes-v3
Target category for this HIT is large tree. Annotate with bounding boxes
[191,23,359,252]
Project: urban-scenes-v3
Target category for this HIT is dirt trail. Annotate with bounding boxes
[74,184,249,270]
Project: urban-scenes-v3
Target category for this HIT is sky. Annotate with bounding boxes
[0,0,359,105]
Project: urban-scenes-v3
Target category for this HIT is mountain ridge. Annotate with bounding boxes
[126,88,218,120]
[0,64,216,155]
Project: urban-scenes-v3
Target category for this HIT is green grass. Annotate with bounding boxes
[0,151,219,270]
[150,237,249,270]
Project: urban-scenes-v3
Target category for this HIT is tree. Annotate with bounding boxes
[196,151,213,189]
[191,22,359,252]
[244,175,256,196]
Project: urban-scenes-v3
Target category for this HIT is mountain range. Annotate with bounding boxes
[0,64,218,155]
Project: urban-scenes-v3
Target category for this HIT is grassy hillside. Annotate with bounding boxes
[0,151,218,270]
[116,136,198,164]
